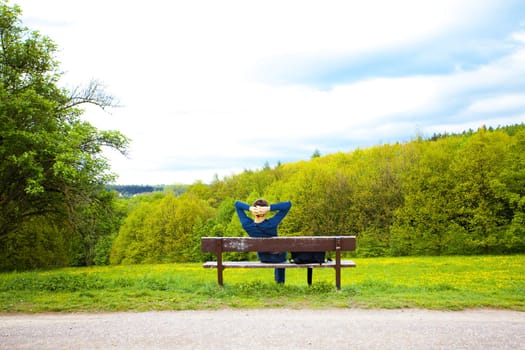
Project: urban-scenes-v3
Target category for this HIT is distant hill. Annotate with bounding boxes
[107,184,189,197]
[106,185,163,197]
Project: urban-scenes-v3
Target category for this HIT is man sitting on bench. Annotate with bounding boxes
[234,199,292,284]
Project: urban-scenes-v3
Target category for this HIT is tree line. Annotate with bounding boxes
[107,185,164,198]
[110,124,525,264]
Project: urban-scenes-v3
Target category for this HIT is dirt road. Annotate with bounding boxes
[1,309,524,349]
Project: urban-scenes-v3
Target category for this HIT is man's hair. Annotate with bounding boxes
[253,198,269,207]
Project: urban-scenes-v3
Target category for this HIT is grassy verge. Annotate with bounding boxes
[1,255,523,312]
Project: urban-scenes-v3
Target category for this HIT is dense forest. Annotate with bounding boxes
[1,2,524,271]
[108,124,525,265]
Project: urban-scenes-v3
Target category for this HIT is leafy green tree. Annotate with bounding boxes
[391,139,460,255]
[490,129,525,252]
[0,2,128,270]
[348,145,405,256]
[391,127,525,256]
[186,181,213,203]
[450,128,510,253]
[92,196,129,265]
[110,193,215,263]
[311,149,321,159]
[281,160,354,236]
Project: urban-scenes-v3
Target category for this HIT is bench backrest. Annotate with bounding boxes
[201,236,356,253]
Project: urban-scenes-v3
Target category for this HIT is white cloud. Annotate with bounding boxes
[13,0,525,184]
[510,30,525,43]
[466,94,525,114]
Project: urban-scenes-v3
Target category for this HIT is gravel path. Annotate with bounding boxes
[1,309,524,349]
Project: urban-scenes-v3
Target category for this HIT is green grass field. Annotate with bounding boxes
[1,255,523,312]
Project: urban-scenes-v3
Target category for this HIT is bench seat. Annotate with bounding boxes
[203,260,356,269]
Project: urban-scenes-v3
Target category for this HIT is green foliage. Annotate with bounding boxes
[0,216,71,270]
[0,1,129,270]
[142,123,525,261]
[391,126,525,256]
[110,193,215,264]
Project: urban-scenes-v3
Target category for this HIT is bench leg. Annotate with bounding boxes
[218,267,224,286]
[307,268,313,285]
[335,237,342,290]
[216,240,224,286]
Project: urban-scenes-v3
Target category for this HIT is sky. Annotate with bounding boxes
[13,0,525,185]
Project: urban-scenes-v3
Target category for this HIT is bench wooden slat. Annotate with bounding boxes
[203,260,356,268]
[201,236,356,252]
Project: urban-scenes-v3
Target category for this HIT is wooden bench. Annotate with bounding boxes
[201,236,356,290]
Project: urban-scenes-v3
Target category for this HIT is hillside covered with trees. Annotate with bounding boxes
[108,124,525,265]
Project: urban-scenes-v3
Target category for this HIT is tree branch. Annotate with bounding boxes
[65,79,120,110]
